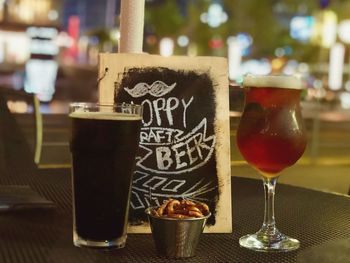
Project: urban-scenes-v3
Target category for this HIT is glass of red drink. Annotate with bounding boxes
[237,75,307,252]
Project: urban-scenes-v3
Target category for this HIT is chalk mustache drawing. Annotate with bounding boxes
[124,80,176,98]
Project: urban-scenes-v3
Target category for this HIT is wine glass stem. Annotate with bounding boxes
[261,177,279,236]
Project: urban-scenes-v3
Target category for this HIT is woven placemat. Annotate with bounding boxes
[0,169,349,263]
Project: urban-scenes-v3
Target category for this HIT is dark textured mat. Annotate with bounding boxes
[0,168,348,263]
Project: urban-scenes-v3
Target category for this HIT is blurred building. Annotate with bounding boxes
[62,0,119,32]
[0,0,61,27]
[0,0,63,101]
[0,0,61,64]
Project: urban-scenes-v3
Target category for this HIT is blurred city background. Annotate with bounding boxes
[0,0,349,194]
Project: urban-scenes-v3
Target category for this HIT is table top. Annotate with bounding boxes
[0,167,349,263]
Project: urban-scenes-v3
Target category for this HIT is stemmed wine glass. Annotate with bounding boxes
[236,75,307,252]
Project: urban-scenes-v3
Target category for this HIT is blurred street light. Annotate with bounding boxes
[227,37,242,81]
[338,20,350,44]
[200,3,227,28]
[290,16,314,42]
[241,59,271,76]
[159,37,174,56]
[25,26,59,101]
[328,43,345,90]
[48,10,58,21]
[235,33,252,56]
[177,35,189,47]
[340,92,350,109]
[312,10,337,48]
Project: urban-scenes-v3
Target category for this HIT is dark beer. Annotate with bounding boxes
[70,111,141,243]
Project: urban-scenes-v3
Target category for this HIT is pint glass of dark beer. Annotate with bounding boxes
[69,103,142,248]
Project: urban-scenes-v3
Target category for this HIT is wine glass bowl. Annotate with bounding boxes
[236,75,307,252]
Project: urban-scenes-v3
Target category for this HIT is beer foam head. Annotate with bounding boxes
[69,111,142,121]
[243,75,303,90]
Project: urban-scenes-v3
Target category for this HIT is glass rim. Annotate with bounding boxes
[69,102,142,109]
[242,74,304,90]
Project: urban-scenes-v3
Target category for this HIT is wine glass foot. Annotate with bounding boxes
[239,233,300,252]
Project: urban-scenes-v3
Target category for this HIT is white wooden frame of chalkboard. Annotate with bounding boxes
[98,53,231,233]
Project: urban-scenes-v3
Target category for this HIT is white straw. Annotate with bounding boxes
[119,0,145,53]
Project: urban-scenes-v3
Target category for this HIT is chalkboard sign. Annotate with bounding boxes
[98,54,231,233]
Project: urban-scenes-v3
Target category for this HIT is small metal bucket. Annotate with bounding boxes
[145,207,211,258]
